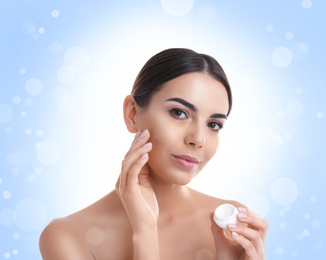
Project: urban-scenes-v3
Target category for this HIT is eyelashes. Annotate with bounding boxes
[169,108,223,132]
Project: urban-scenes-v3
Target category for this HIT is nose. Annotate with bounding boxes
[185,122,206,148]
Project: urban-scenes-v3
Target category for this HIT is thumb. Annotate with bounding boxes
[209,212,232,248]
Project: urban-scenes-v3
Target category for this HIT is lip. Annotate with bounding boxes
[172,154,200,170]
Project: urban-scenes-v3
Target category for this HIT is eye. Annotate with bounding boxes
[207,121,222,131]
[170,108,187,119]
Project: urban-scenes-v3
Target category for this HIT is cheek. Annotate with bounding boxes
[205,135,220,160]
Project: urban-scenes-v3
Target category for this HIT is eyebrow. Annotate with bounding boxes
[165,97,227,119]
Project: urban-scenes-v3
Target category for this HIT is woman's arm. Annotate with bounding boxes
[39,219,94,260]
[115,130,160,260]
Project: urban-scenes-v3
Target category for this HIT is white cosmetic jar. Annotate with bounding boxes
[214,204,239,229]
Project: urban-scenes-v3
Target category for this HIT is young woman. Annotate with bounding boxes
[39,48,268,260]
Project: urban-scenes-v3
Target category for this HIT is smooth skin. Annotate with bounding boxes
[39,72,268,259]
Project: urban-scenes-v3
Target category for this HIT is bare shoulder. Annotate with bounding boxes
[186,187,246,212]
[39,217,94,260]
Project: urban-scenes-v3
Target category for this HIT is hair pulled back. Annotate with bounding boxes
[132,48,232,116]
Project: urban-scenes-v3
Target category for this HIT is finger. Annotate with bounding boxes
[209,213,237,248]
[124,130,150,159]
[231,232,260,259]
[228,224,264,256]
[237,208,269,245]
[127,152,150,191]
[120,142,152,191]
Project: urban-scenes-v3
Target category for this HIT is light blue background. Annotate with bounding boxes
[0,0,325,259]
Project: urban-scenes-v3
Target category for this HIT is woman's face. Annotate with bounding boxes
[135,72,229,185]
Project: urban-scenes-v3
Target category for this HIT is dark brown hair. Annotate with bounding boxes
[132,48,232,116]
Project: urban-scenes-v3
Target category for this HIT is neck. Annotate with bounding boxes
[148,170,191,218]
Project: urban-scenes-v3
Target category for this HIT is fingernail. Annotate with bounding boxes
[142,142,152,148]
[232,231,240,238]
[238,213,247,219]
[140,129,148,138]
[228,224,238,229]
[140,153,148,160]
[238,207,247,212]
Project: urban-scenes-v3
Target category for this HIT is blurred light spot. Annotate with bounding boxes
[11,167,20,175]
[195,248,214,259]
[57,65,75,84]
[273,134,284,146]
[35,167,43,175]
[3,191,12,199]
[279,222,287,230]
[312,220,320,228]
[35,129,43,136]
[58,96,77,114]
[316,242,323,250]
[25,128,32,135]
[247,196,270,217]
[275,246,284,255]
[285,32,294,40]
[161,0,194,17]
[271,46,293,68]
[85,226,105,245]
[302,0,312,9]
[50,41,63,54]
[276,109,285,118]
[271,178,298,205]
[5,127,12,134]
[36,140,61,165]
[12,96,21,104]
[12,250,18,256]
[310,195,317,203]
[25,97,34,106]
[0,104,14,123]
[291,43,308,61]
[14,198,47,231]
[198,4,217,22]
[20,111,26,117]
[25,78,43,96]
[279,210,286,216]
[27,173,37,183]
[32,33,39,40]
[302,229,310,237]
[20,68,26,74]
[35,142,41,149]
[0,209,15,226]
[21,19,36,34]
[51,10,60,18]
[38,27,45,34]
[264,127,273,135]
[266,25,273,32]
[0,178,2,184]
[295,140,312,157]
[304,213,310,219]
[4,252,10,259]
[286,99,303,120]
[64,46,91,73]
[284,205,291,211]
[6,153,19,165]
[291,251,299,258]
[299,42,309,52]
[316,112,323,118]
[13,232,21,240]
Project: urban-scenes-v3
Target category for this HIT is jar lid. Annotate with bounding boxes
[213,203,239,229]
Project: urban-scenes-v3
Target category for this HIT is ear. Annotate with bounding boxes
[123,95,138,133]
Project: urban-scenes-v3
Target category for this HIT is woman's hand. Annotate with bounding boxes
[211,207,268,260]
[115,129,159,234]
